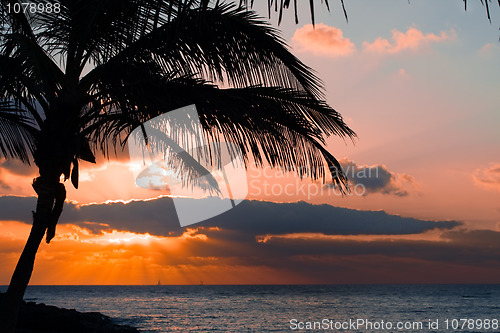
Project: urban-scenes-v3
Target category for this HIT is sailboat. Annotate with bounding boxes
[157,280,161,286]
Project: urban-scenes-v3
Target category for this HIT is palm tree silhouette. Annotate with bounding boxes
[0,0,355,330]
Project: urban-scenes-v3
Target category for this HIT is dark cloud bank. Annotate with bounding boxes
[3,196,500,283]
[0,196,458,237]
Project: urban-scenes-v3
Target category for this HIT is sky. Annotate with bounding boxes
[1,0,500,285]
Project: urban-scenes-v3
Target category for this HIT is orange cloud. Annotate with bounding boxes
[5,219,500,285]
[363,28,455,54]
[0,222,303,285]
[0,222,213,285]
[256,228,447,244]
[292,24,355,57]
[0,158,36,195]
[473,163,500,191]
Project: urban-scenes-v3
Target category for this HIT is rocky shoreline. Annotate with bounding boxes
[1,293,139,333]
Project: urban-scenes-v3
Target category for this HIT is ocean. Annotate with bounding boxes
[2,284,500,332]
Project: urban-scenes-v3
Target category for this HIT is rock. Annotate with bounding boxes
[0,293,139,333]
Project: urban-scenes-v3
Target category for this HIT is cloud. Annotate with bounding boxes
[0,158,36,176]
[4,218,500,285]
[0,178,10,191]
[0,158,38,196]
[473,163,500,191]
[291,26,454,58]
[480,43,494,53]
[478,43,500,57]
[338,158,417,196]
[0,196,458,238]
[363,28,454,54]
[254,229,500,264]
[292,24,355,57]
[242,228,500,283]
[8,196,500,285]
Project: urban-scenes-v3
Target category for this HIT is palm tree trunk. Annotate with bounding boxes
[0,176,60,333]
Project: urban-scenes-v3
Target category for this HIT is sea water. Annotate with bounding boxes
[3,284,500,332]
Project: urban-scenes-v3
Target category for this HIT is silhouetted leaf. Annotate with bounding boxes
[71,158,79,189]
[77,137,96,164]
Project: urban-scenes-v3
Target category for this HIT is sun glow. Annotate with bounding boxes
[0,221,222,285]
[94,230,153,245]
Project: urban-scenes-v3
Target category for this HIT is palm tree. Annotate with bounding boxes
[0,0,354,331]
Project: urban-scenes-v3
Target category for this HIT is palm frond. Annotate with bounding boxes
[84,74,354,191]
[241,0,340,25]
[0,101,37,164]
[81,3,323,99]
[2,33,65,115]
[466,0,500,22]
[0,54,46,126]
[254,0,497,24]
[34,0,187,74]
[0,0,36,40]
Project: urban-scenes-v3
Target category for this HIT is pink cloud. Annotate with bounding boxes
[473,163,500,191]
[478,43,499,57]
[480,43,494,53]
[363,28,455,54]
[292,24,355,57]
